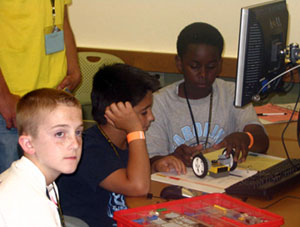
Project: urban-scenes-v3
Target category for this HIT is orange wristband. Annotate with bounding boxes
[245,132,254,149]
[127,131,145,143]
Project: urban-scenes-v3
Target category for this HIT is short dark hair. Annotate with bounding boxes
[91,63,161,125]
[176,22,224,58]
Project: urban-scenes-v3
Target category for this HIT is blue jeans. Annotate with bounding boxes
[0,115,19,173]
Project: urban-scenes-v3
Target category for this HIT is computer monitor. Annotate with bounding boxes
[234,0,289,107]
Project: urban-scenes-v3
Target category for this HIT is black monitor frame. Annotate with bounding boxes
[234,0,289,107]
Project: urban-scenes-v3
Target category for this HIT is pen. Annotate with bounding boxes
[169,176,180,180]
[229,173,243,178]
[257,112,287,116]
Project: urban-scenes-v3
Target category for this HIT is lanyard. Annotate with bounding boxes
[50,0,56,26]
[184,83,213,149]
[98,125,121,159]
[46,184,66,227]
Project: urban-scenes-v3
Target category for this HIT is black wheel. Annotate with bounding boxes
[222,149,237,171]
[192,154,208,178]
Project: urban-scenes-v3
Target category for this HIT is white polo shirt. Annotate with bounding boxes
[0,156,61,227]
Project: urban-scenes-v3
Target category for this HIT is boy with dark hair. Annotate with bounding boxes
[147,22,269,174]
[57,63,161,227]
[0,88,83,226]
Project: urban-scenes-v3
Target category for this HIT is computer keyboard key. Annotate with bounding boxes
[225,159,300,199]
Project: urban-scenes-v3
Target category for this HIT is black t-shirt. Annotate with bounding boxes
[57,125,128,227]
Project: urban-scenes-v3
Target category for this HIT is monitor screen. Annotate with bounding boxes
[234,0,288,107]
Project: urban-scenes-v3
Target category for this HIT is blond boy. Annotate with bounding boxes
[0,88,83,227]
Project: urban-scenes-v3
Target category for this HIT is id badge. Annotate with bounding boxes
[44,25,64,55]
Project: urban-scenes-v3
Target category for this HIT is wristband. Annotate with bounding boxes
[127,131,145,143]
[245,132,254,149]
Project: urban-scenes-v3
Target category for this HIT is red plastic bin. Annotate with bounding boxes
[114,193,284,227]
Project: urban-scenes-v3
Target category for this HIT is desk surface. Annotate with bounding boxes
[126,122,300,227]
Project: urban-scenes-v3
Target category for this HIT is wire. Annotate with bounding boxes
[281,103,300,158]
[255,64,300,98]
[147,193,168,201]
[260,195,300,209]
[253,63,300,163]
[281,63,296,93]
[275,62,296,94]
[297,67,300,147]
[280,67,300,164]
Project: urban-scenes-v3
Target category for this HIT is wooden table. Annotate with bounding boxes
[126,122,300,227]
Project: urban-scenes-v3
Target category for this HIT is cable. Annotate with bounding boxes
[260,195,300,209]
[280,63,296,93]
[147,193,168,201]
[297,67,300,147]
[280,67,300,164]
[281,86,300,160]
[252,63,300,163]
[253,64,300,101]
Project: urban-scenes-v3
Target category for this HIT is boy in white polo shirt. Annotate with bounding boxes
[0,88,83,227]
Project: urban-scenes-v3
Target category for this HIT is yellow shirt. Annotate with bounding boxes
[0,0,72,96]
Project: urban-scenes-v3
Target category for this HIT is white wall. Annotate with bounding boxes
[69,0,300,58]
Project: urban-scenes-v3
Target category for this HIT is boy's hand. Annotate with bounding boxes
[0,92,20,129]
[57,71,81,92]
[173,144,203,167]
[152,155,186,175]
[213,132,250,163]
[104,101,143,133]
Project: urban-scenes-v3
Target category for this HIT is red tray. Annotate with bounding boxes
[114,193,284,227]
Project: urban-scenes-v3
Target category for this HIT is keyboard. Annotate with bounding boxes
[225,158,300,199]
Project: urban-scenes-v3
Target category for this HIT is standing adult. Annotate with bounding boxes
[0,0,81,173]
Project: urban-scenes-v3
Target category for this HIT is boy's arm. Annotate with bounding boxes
[150,143,203,174]
[243,124,269,153]
[0,69,20,129]
[57,6,81,91]
[214,124,269,162]
[99,102,150,196]
[151,154,187,175]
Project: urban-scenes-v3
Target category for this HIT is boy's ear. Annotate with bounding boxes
[18,135,35,155]
[175,55,183,73]
[217,58,223,76]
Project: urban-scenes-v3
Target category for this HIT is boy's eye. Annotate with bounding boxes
[75,130,83,137]
[141,107,152,116]
[207,64,217,69]
[190,64,199,69]
[55,131,64,138]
